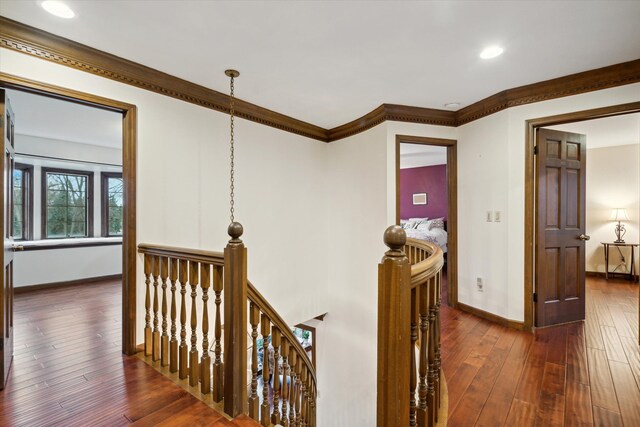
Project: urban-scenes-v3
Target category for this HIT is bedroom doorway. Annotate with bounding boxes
[395,135,458,307]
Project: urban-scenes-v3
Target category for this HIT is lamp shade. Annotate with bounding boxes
[609,208,630,221]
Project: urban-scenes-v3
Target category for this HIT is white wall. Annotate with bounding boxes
[321,125,388,427]
[584,144,640,274]
[0,47,330,338]
[17,133,122,165]
[15,246,122,287]
[452,111,511,317]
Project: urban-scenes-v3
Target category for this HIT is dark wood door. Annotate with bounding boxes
[535,128,587,327]
[0,89,15,388]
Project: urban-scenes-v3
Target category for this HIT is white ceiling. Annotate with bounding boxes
[1,1,639,129]
[400,143,446,169]
[6,89,122,148]
[548,113,640,149]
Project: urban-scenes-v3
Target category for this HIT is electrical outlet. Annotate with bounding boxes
[486,211,493,222]
[477,277,484,292]
[494,211,501,222]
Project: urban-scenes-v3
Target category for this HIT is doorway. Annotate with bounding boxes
[525,102,640,330]
[0,73,137,389]
[395,135,458,307]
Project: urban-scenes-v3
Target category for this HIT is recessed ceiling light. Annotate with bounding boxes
[479,46,504,59]
[41,1,75,19]
[444,102,461,109]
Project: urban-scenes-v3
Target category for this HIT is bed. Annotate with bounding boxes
[400,217,448,253]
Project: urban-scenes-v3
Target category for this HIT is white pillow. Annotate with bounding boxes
[415,221,431,231]
[409,217,429,229]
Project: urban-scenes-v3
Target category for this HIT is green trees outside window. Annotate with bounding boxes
[13,169,23,239]
[44,170,91,238]
[103,174,123,236]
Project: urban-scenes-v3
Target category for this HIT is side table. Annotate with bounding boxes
[601,242,639,281]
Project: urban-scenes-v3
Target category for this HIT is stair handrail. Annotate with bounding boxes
[138,242,317,386]
[377,226,444,427]
[138,236,317,426]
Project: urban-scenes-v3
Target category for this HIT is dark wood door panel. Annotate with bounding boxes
[536,128,587,327]
[0,89,15,388]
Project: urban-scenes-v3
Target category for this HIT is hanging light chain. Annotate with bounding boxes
[229,74,236,224]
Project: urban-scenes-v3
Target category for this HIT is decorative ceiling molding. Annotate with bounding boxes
[1,17,639,143]
[326,104,456,141]
[0,16,329,142]
[456,59,640,125]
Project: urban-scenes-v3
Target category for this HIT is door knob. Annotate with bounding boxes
[578,234,590,241]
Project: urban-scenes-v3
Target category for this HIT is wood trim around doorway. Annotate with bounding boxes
[395,135,458,307]
[524,101,640,331]
[0,72,138,355]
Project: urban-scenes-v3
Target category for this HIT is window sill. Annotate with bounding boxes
[18,237,123,251]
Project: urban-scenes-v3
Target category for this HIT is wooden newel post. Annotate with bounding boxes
[224,221,248,417]
[377,225,411,427]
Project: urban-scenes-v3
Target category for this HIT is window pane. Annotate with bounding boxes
[68,175,86,192]
[108,206,123,235]
[13,188,22,206]
[13,170,22,188]
[46,171,89,238]
[47,219,66,238]
[67,221,86,237]
[109,192,123,208]
[48,189,68,206]
[13,218,22,240]
[67,206,86,222]
[47,175,66,190]
[69,191,87,207]
[108,177,123,193]
[104,176,123,236]
[14,169,25,239]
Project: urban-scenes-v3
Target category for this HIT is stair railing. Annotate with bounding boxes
[138,222,316,427]
[377,226,444,427]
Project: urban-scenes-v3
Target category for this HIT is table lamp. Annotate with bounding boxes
[609,208,630,243]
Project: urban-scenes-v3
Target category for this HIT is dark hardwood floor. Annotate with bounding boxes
[2,276,637,426]
[0,280,256,427]
[443,276,640,427]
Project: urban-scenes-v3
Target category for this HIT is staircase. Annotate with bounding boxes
[137,223,316,427]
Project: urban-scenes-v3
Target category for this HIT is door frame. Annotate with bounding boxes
[395,135,458,307]
[524,101,640,331]
[0,72,138,355]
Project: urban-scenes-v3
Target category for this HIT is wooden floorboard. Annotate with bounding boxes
[444,276,640,427]
[1,276,636,426]
[0,280,257,427]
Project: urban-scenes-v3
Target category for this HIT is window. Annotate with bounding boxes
[14,164,34,240]
[101,172,123,237]
[42,168,93,239]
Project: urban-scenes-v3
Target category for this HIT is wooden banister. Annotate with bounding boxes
[138,227,317,426]
[138,243,224,266]
[223,222,248,417]
[378,226,445,427]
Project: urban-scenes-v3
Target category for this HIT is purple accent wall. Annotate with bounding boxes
[400,164,448,220]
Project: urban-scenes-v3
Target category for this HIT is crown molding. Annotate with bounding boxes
[0,16,329,142]
[1,16,639,143]
[326,104,456,141]
[456,59,640,125]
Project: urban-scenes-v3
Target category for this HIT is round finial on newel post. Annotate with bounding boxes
[383,225,406,256]
[228,221,244,242]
